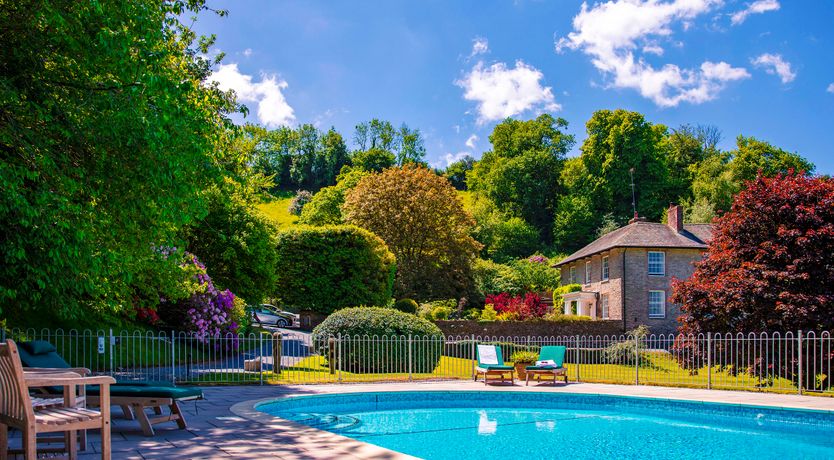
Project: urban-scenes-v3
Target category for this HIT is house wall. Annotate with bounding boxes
[559,247,703,333]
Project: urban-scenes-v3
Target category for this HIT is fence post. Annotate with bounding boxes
[171,331,176,385]
[408,335,413,381]
[575,335,581,383]
[470,336,476,381]
[706,332,712,390]
[635,333,640,386]
[108,328,114,378]
[259,332,264,386]
[273,332,282,375]
[337,334,342,384]
[798,330,803,395]
[328,337,336,375]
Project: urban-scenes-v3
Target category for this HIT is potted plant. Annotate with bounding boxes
[510,350,539,380]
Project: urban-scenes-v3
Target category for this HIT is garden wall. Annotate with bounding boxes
[434,320,624,337]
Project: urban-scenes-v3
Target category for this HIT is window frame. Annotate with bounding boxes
[601,293,609,319]
[601,256,610,281]
[585,261,592,284]
[648,251,666,276]
[569,266,576,284]
[648,290,666,318]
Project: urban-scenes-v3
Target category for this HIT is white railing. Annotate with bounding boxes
[1,328,831,395]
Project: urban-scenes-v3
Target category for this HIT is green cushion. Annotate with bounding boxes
[87,385,204,399]
[525,365,566,371]
[19,340,57,355]
[537,346,566,367]
[478,364,514,371]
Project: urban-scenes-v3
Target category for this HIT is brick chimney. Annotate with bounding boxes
[667,204,683,232]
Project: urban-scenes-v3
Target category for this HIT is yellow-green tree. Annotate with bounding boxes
[344,166,482,300]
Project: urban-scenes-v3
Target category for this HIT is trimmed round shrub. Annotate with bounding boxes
[288,190,313,216]
[312,307,443,373]
[393,298,418,314]
[274,226,396,315]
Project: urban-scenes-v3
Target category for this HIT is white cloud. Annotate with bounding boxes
[828,83,834,93]
[556,0,750,107]
[465,134,479,149]
[443,151,471,167]
[243,48,253,57]
[731,0,780,25]
[471,37,489,56]
[751,53,796,83]
[210,63,295,127]
[456,60,560,124]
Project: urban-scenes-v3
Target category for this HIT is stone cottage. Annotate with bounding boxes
[554,205,712,333]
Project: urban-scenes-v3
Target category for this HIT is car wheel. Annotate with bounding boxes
[276,318,289,328]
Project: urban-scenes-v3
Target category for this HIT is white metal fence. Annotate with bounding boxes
[2,328,831,395]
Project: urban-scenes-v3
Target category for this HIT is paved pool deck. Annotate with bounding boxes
[8,382,834,459]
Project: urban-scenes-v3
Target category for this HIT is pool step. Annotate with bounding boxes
[285,413,362,431]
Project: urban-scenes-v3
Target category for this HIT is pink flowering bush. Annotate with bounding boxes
[158,253,242,350]
[485,292,547,321]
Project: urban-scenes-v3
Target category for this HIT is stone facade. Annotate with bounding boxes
[434,319,624,337]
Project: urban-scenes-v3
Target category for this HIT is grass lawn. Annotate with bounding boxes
[256,193,298,228]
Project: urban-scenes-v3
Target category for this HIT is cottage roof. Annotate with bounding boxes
[555,221,713,267]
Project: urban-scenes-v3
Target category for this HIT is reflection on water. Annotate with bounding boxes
[477,410,497,435]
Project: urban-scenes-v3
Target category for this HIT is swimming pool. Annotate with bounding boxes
[256,391,834,459]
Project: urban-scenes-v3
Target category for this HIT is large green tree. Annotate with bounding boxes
[468,114,574,245]
[0,0,235,324]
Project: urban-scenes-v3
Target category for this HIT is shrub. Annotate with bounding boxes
[462,308,482,320]
[157,253,241,349]
[485,292,547,320]
[479,304,498,321]
[472,259,523,298]
[274,225,396,315]
[312,307,443,373]
[510,350,539,363]
[603,325,650,366]
[510,255,561,293]
[417,299,457,321]
[393,298,418,314]
[554,283,582,306]
[288,190,313,215]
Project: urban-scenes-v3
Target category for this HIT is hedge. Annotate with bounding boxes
[274,226,396,315]
[312,307,443,373]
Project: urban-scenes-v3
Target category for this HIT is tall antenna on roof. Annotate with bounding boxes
[629,168,637,218]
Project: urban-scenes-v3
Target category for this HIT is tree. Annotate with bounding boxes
[395,123,427,165]
[350,147,396,172]
[344,166,482,299]
[185,191,279,305]
[468,114,575,243]
[672,172,834,334]
[0,0,235,324]
[274,226,396,315]
[298,168,370,225]
[471,198,539,263]
[443,155,475,190]
[662,124,718,202]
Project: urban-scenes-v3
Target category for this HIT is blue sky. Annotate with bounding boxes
[198,0,834,173]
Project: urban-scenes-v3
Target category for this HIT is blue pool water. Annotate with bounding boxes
[257,391,834,459]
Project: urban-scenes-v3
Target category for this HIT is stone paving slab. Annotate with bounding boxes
[6,381,834,459]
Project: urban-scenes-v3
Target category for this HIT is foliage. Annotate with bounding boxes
[552,194,597,252]
[509,255,561,293]
[417,300,457,321]
[672,173,834,334]
[468,115,575,242]
[471,197,541,263]
[252,125,349,192]
[485,292,547,321]
[479,304,498,321]
[443,155,475,190]
[157,254,241,349]
[312,306,442,373]
[256,194,299,228]
[553,284,582,307]
[274,226,396,315]
[353,119,427,166]
[185,190,278,305]
[471,259,523,298]
[350,147,396,172]
[0,0,236,323]
[344,165,481,300]
[603,325,650,366]
[595,213,620,239]
[510,350,540,363]
[393,298,419,314]
[297,169,370,226]
[288,191,313,216]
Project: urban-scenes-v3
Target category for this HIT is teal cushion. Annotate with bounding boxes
[19,341,57,355]
[18,343,71,369]
[478,364,513,371]
[525,365,566,371]
[87,385,204,399]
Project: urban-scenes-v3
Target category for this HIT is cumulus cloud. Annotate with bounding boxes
[465,134,479,149]
[471,37,489,56]
[556,0,750,107]
[210,63,295,127]
[730,0,780,25]
[456,60,560,124]
[751,53,796,83]
[828,83,834,94]
[443,151,471,167]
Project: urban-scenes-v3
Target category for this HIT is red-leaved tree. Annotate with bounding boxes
[672,172,834,334]
[671,172,834,388]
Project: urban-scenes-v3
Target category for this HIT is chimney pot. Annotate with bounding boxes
[667,204,683,232]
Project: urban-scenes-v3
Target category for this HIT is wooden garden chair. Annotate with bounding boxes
[0,340,115,460]
[474,344,515,385]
